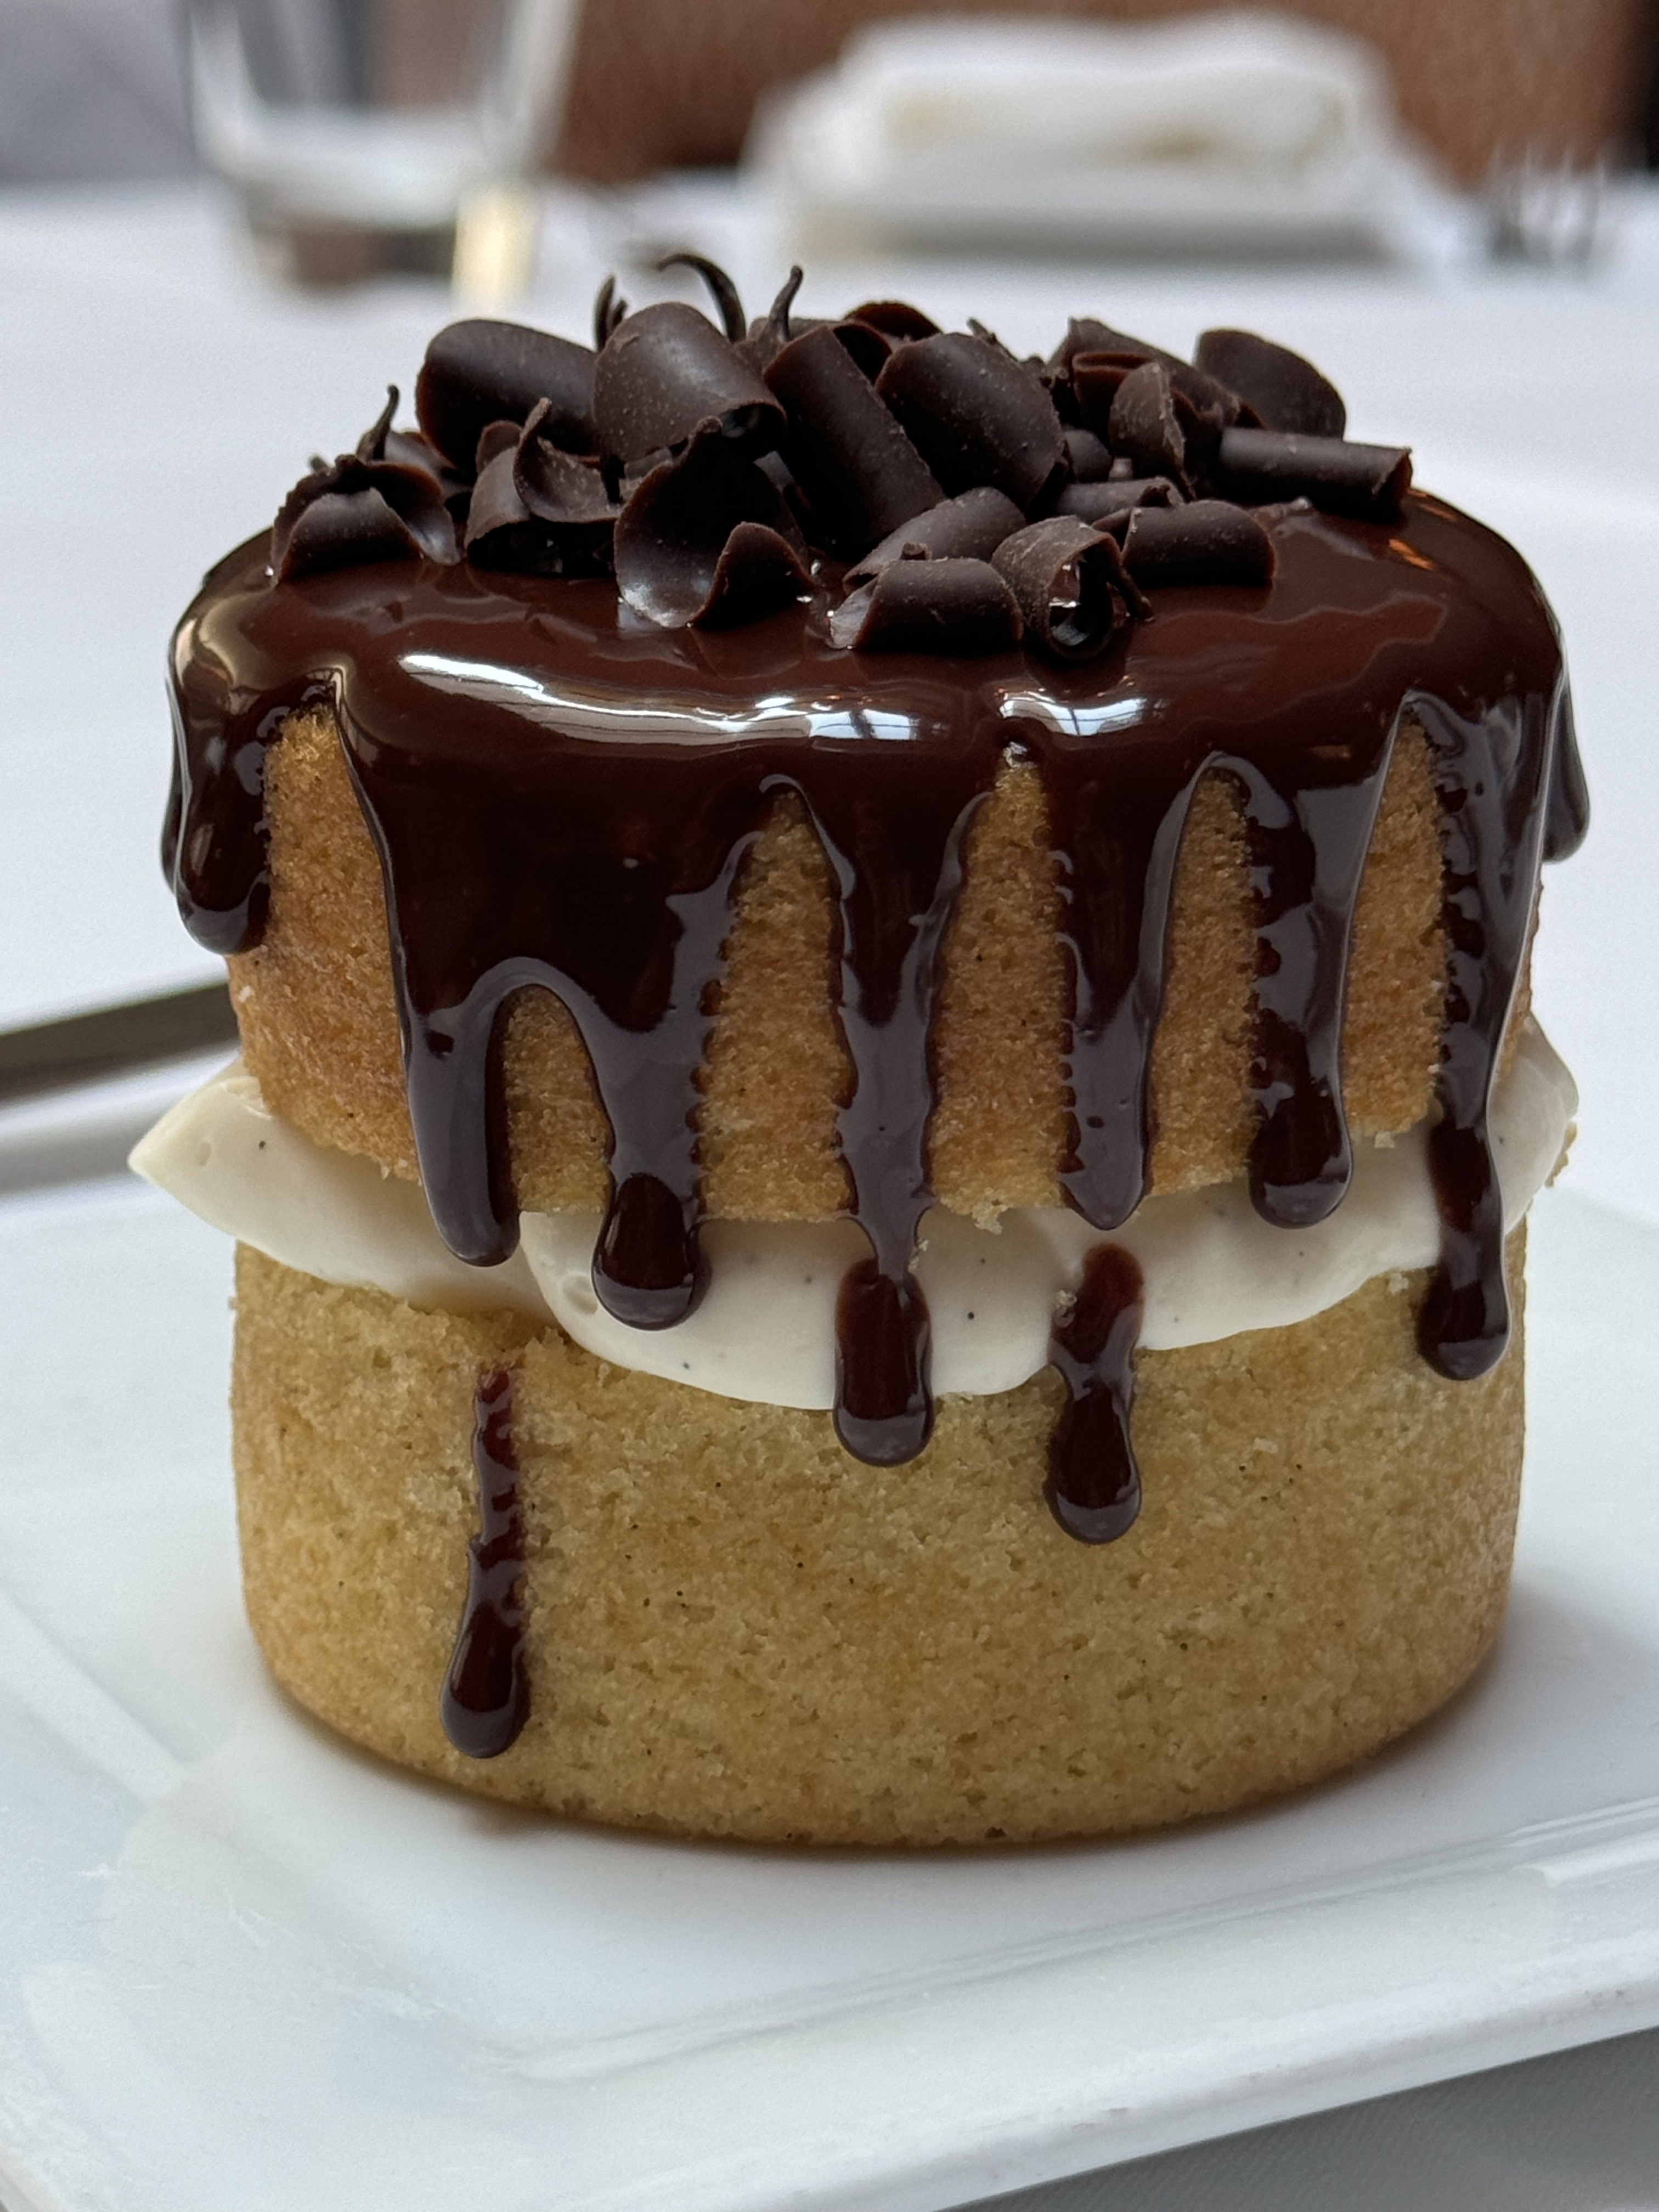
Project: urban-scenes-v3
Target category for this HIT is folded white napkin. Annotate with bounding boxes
[749,11,1436,259]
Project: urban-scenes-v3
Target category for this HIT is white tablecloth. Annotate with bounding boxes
[3,179,1658,2210]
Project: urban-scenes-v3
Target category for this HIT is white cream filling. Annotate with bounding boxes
[131,1022,1574,1409]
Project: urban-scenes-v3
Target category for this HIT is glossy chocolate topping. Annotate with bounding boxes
[165,287,1585,1572]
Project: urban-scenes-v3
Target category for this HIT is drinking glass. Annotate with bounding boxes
[185,0,580,287]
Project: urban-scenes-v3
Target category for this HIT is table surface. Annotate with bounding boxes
[2,177,1657,2210]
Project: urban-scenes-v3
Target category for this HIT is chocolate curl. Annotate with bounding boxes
[831,319,891,379]
[1194,328,1346,438]
[274,479,422,580]
[465,399,618,574]
[1055,476,1182,524]
[829,555,1023,655]
[1108,361,1186,481]
[699,519,814,628]
[992,517,1141,659]
[1168,359,1249,426]
[1070,351,1152,439]
[272,397,459,580]
[1048,317,1180,374]
[847,298,940,342]
[1062,426,1117,482]
[463,449,529,542]
[1119,499,1276,588]
[876,332,1064,507]
[593,301,784,465]
[845,486,1025,585]
[614,423,810,628]
[356,386,397,461]
[740,266,805,374]
[384,426,469,513]
[415,319,596,475]
[1216,426,1411,520]
[656,251,746,342]
[473,419,521,472]
[594,275,627,351]
[516,402,618,526]
[764,323,942,557]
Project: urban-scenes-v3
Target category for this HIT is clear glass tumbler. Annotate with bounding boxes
[185,0,580,286]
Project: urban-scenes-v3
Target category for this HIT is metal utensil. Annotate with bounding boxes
[0,984,239,1109]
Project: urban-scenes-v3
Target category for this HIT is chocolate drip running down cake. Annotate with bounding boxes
[137,264,1588,1844]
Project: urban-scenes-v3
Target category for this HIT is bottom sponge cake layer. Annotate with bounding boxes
[231,1237,1525,1847]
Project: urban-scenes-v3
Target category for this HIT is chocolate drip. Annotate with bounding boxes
[163,550,331,955]
[1045,1243,1144,1543]
[167,493,1571,1518]
[806,754,988,1463]
[441,1365,529,1758]
[1544,687,1590,862]
[336,700,761,1322]
[1037,739,1204,1229]
[1414,684,1560,1377]
[1237,744,1395,1228]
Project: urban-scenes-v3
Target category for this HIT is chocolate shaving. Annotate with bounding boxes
[1108,362,1187,481]
[829,555,1023,654]
[846,486,1025,585]
[656,251,746,343]
[740,266,806,373]
[613,421,810,627]
[698,518,814,628]
[463,449,536,551]
[1118,499,1276,588]
[465,399,618,575]
[848,298,940,342]
[593,302,784,466]
[1195,329,1346,438]
[764,323,942,557]
[1066,342,1243,450]
[416,320,596,476]
[876,332,1064,508]
[1062,426,1118,483]
[1049,317,1180,374]
[1055,476,1182,524]
[474,419,521,472]
[272,391,459,580]
[515,402,618,524]
[1069,351,1150,439]
[992,517,1141,658]
[832,320,892,379]
[381,425,470,517]
[594,275,628,352]
[1216,427,1411,520]
[356,386,398,462]
[1167,360,1249,426]
[273,482,424,580]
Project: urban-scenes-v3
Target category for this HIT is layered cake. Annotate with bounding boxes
[137,264,1587,1844]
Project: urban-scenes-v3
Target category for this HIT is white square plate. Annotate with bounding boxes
[1,1178,1656,2212]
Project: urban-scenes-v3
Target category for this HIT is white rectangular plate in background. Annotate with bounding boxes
[0,1178,1656,2212]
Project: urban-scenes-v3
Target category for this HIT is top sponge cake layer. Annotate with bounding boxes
[229,703,1452,1223]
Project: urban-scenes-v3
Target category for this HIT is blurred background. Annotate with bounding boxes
[3,0,1656,191]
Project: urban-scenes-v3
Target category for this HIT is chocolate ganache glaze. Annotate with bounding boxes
[165,269,1587,1581]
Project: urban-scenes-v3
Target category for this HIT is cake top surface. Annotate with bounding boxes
[165,267,1587,1490]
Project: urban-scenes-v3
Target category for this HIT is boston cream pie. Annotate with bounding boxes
[140,272,1586,1843]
